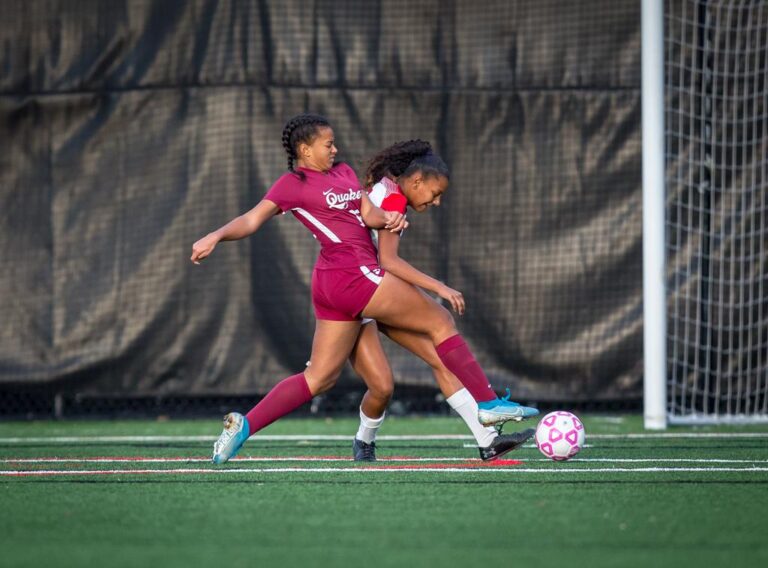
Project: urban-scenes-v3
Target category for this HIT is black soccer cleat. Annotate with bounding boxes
[478,428,536,462]
[353,438,377,462]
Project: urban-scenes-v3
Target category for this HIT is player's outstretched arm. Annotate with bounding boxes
[377,229,465,315]
[190,199,281,264]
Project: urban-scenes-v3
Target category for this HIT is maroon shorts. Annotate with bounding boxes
[311,264,385,321]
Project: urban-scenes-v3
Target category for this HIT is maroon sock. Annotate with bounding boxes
[435,335,496,403]
[245,373,313,436]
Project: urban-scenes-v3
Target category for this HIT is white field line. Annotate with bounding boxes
[0,435,455,444]
[2,432,768,444]
[592,433,768,439]
[3,467,768,477]
[463,443,593,449]
[552,458,768,463]
[3,456,768,464]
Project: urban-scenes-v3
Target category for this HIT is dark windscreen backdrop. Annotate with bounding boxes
[0,0,642,405]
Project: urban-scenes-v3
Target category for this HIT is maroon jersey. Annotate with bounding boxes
[264,163,379,270]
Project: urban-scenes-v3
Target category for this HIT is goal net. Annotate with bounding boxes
[665,0,768,423]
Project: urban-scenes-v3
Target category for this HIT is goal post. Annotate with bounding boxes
[646,0,768,426]
[643,0,668,430]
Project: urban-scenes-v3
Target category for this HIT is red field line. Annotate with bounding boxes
[0,456,500,464]
[369,460,521,469]
[0,459,523,477]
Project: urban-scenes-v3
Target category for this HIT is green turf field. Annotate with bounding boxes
[1,415,767,568]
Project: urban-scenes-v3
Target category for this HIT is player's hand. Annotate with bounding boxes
[383,211,408,232]
[437,284,465,315]
[190,233,220,264]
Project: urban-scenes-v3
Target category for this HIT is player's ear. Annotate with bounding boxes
[298,142,311,158]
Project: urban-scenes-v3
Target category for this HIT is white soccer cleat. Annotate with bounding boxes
[212,412,250,465]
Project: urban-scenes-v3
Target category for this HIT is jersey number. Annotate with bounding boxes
[348,209,364,226]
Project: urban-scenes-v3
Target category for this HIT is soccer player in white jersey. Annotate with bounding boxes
[348,140,537,462]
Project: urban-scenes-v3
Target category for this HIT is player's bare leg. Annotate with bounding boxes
[378,322,532,457]
[362,272,538,428]
[350,322,394,417]
[378,322,461,397]
[303,319,363,394]
[362,273,457,344]
[213,319,361,464]
[348,321,393,461]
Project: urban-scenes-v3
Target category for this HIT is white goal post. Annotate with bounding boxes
[644,0,768,427]
[643,0,668,429]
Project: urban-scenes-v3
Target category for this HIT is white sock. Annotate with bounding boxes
[446,388,498,448]
[355,408,386,444]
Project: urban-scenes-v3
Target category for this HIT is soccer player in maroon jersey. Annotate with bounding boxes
[349,140,535,462]
[190,114,537,464]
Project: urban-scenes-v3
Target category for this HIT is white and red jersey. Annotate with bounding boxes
[367,177,407,246]
[368,177,407,214]
[264,163,378,270]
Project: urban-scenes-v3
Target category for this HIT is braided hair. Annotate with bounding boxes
[281,113,332,181]
[363,139,450,187]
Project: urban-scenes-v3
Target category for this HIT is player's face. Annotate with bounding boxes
[403,174,449,212]
[299,127,337,172]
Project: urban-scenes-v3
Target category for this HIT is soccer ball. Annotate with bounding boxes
[535,411,585,461]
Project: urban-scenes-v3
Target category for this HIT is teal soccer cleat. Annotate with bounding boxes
[212,412,250,464]
[477,390,539,428]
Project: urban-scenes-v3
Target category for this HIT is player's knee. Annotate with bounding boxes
[367,372,395,402]
[306,369,341,394]
[431,306,457,340]
[372,380,395,403]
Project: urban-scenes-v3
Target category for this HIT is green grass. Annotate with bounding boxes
[1,415,767,568]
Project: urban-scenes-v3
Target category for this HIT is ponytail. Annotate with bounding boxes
[364,139,449,187]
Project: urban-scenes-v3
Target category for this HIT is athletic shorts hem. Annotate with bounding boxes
[311,265,385,321]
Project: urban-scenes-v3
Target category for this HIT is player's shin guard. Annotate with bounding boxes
[435,335,496,403]
[244,372,313,435]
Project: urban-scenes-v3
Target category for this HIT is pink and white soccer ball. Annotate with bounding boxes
[535,411,585,461]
